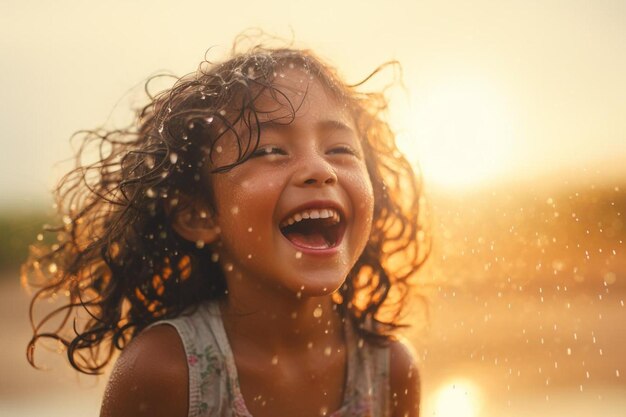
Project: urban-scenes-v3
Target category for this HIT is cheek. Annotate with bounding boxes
[212,174,280,236]
[346,167,375,241]
[362,182,375,235]
[212,168,274,210]
[353,166,375,214]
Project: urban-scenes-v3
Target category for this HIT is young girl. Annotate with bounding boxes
[24,38,427,417]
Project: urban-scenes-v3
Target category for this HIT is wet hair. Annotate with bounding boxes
[22,38,429,374]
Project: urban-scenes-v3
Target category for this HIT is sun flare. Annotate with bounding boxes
[397,77,517,189]
[432,378,483,417]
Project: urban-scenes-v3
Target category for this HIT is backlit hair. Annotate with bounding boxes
[23,36,429,374]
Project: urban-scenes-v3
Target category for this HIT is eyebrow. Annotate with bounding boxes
[318,119,355,133]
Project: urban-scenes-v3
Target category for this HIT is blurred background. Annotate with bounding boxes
[1,0,625,416]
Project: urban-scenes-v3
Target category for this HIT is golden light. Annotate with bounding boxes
[399,76,517,189]
[432,378,483,417]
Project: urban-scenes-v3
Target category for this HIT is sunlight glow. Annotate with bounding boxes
[433,378,483,417]
[399,77,517,189]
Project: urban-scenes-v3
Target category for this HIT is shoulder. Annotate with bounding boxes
[388,337,420,417]
[100,324,188,417]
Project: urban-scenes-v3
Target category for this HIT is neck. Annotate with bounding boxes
[218,273,345,354]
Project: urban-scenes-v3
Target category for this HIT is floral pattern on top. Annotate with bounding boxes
[158,304,389,417]
[187,344,222,413]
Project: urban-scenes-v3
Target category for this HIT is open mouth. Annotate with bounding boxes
[279,208,345,250]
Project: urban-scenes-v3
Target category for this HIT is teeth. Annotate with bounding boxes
[280,208,341,228]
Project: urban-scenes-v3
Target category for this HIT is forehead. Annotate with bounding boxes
[252,68,353,125]
[205,68,357,171]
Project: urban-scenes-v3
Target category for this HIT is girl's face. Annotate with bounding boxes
[208,70,374,298]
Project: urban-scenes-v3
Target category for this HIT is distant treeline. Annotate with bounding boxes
[1,180,623,281]
[0,212,52,272]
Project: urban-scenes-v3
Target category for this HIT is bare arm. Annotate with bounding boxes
[389,338,421,417]
[100,325,188,417]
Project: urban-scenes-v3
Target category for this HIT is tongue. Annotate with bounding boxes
[285,232,330,249]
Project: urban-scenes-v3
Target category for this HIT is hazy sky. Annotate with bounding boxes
[1,0,625,209]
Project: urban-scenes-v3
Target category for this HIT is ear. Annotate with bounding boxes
[171,200,220,245]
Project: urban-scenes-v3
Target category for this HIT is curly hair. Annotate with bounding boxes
[22,39,429,374]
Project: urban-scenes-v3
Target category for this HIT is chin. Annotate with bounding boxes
[284,271,348,299]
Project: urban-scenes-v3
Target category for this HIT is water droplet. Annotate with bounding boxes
[320,406,328,416]
[36,233,43,241]
[271,355,278,365]
[219,110,226,116]
[48,263,58,273]
[62,215,71,225]
[324,347,332,356]
[603,272,617,285]
[307,342,313,349]
[158,124,164,133]
[231,206,239,215]
[567,347,572,355]
[169,153,178,164]
[216,145,223,153]
[225,263,234,272]
[206,116,214,124]
[313,306,323,318]
[195,240,205,249]
[247,254,252,259]
[146,188,156,198]
[295,251,302,259]
[211,253,219,262]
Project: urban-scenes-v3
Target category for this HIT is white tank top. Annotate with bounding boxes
[152,302,390,417]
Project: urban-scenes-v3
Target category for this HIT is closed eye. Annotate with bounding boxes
[250,146,287,158]
[328,145,360,157]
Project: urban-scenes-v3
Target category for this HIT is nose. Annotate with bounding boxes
[295,154,337,187]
